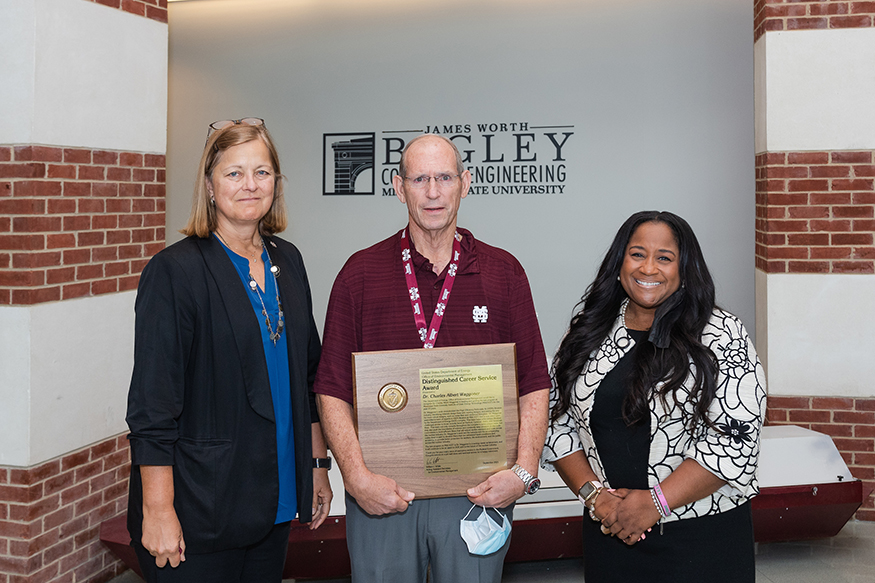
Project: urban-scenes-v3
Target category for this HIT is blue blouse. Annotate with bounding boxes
[219,238,297,524]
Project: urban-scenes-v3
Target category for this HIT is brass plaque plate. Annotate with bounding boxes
[378,383,408,413]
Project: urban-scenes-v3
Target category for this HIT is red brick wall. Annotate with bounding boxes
[767,396,875,521]
[755,150,875,274]
[0,145,166,306]
[755,0,875,40]
[86,0,167,24]
[0,434,130,583]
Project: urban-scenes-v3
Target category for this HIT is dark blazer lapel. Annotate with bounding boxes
[264,237,301,372]
[197,235,275,422]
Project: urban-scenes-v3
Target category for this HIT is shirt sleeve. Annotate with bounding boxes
[126,252,195,467]
[686,312,767,497]
[540,382,584,471]
[508,265,551,397]
[312,264,359,404]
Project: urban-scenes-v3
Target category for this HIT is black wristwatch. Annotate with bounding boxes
[511,463,541,495]
[313,457,332,470]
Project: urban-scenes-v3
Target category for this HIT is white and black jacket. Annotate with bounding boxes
[541,302,767,521]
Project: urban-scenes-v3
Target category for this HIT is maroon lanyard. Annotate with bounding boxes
[400,229,462,348]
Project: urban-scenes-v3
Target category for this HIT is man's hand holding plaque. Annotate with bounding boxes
[466,469,526,508]
[346,467,415,516]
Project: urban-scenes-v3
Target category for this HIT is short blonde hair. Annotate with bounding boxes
[181,123,287,238]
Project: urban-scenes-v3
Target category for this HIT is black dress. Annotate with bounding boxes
[582,329,755,583]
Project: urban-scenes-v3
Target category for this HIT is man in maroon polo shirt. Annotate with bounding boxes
[314,134,550,583]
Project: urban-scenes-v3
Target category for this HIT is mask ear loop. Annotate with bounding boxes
[487,506,506,524]
[463,504,486,521]
[464,504,507,525]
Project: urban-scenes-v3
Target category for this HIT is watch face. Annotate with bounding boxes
[579,482,597,500]
[527,478,541,495]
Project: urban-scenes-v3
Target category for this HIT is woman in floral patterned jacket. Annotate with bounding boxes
[542,211,766,583]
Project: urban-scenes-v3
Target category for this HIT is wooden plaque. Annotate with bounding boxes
[352,343,519,498]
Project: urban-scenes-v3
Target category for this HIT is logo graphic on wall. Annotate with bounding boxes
[322,133,375,195]
[322,122,574,197]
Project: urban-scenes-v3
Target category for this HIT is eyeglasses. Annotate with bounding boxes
[206,117,265,141]
[403,174,460,191]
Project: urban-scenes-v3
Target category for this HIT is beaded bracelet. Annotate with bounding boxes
[651,483,671,518]
[649,489,665,518]
[586,488,605,521]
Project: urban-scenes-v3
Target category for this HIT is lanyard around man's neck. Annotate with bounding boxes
[399,228,462,348]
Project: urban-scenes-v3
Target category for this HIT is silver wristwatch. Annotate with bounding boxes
[511,463,541,495]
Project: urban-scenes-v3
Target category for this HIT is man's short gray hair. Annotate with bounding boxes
[398,134,465,177]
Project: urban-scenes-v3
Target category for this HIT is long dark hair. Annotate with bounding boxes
[551,211,718,432]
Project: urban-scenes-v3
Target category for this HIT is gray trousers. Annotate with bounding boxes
[345,493,514,583]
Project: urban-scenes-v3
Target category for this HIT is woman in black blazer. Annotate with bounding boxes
[126,118,331,582]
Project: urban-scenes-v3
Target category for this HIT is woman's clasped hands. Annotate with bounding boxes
[590,488,660,546]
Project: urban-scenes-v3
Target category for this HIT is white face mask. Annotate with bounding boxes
[459,505,511,556]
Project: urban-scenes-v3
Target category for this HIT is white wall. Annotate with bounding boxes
[167,0,755,356]
[755,29,875,153]
[0,0,37,141]
[0,308,32,466]
[0,293,136,466]
[0,0,168,153]
[29,292,136,462]
[758,273,875,397]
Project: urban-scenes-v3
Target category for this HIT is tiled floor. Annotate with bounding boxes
[110,519,875,582]
[754,520,875,583]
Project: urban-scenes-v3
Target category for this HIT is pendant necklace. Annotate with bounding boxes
[215,231,284,345]
[215,230,259,265]
[248,238,284,345]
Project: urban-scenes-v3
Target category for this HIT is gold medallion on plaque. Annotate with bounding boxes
[377,383,408,413]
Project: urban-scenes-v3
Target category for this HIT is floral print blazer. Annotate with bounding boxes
[541,303,767,521]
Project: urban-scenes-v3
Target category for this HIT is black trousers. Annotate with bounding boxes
[132,521,292,583]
